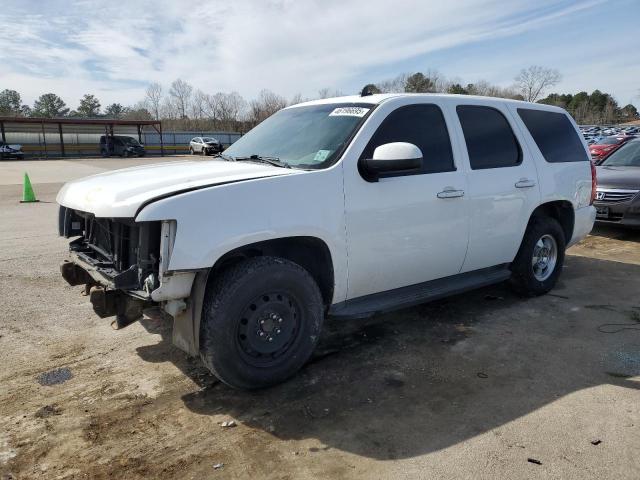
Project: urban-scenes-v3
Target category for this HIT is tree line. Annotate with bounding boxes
[0,66,637,132]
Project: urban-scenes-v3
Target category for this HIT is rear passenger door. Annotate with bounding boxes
[453,102,540,273]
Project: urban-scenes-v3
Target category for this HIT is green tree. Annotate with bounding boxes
[404,72,435,93]
[621,104,639,120]
[104,103,127,119]
[0,89,24,115]
[447,83,468,95]
[76,94,101,117]
[32,93,69,117]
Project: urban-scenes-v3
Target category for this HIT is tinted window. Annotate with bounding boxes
[361,104,454,175]
[457,105,521,169]
[517,108,588,163]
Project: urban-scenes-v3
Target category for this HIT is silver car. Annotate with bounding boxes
[189,137,222,155]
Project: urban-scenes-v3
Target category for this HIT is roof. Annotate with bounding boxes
[290,93,564,112]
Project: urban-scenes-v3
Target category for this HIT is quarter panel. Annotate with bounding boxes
[505,103,593,211]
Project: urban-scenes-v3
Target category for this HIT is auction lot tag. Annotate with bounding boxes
[314,150,331,162]
[329,107,370,117]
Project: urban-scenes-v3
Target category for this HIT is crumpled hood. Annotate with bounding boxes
[56,159,295,218]
[595,165,640,190]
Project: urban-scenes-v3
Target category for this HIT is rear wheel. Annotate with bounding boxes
[200,256,324,389]
[509,215,566,296]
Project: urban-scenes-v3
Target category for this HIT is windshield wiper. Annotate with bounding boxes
[212,152,236,162]
[235,154,291,169]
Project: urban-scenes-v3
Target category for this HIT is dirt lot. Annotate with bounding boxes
[1,157,639,479]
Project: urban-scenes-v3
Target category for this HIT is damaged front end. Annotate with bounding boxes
[58,206,194,329]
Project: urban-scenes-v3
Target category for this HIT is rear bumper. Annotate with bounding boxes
[568,205,596,247]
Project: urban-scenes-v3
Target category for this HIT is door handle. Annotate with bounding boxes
[437,188,465,199]
[515,178,536,188]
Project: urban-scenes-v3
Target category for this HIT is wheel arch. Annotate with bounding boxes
[172,236,335,357]
[529,200,575,244]
[208,236,335,307]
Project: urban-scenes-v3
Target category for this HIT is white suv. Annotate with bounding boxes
[57,93,596,389]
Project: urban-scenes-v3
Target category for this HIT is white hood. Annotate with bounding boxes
[56,159,295,218]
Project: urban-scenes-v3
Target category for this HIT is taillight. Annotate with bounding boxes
[590,161,597,205]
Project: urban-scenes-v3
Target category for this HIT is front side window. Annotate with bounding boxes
[601,140,640,167]
[517,108,588,163]
[457,105,522,169]
[360,104,455,175]
[224,103,374,169]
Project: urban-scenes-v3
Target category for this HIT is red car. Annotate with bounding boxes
[590,135,635,162]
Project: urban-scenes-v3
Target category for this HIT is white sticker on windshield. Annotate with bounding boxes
[314,150,331,162]
[329,107,370,117]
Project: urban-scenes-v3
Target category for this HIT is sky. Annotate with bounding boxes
[1,0,638,110]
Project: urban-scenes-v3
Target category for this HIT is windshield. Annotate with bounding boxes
[122,137,141,146]
[202,137,216,142]
[223,103,374,169]
[601,140,640,167]
[596,136,622,145]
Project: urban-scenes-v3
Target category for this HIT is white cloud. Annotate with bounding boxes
[1,0,636,109]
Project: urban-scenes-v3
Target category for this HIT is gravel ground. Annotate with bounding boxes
[1,158,639,479]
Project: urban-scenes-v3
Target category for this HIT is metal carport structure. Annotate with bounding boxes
[0,117,163,157]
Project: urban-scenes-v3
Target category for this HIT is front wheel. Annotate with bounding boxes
[200,257,324,389]
[509,215,566,296]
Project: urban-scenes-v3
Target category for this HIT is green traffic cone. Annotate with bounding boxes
[20,172,39,203]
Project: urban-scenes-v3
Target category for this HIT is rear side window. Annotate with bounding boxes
[457,105,522,169]
[517,108,588,163]
[361,104,455,175]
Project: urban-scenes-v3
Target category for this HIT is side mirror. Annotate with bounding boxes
[362,142,423,181]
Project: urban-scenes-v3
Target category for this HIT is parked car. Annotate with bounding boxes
[593,138,640,227]
[100,135,145,157]
[0,141,24,159]
[57,94,596,389]
[189,137,222,155]
[589,135,634,162]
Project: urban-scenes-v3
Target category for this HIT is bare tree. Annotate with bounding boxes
[515,66,561,103]
[289,93,304,106]
[191,89,208,119]
[248,89,287,125]
[376,73,409,93]
[317,88,343,99]
[169,79,193,119]
[144,83,163,120]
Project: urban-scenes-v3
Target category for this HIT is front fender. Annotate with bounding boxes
[136,169,348,304]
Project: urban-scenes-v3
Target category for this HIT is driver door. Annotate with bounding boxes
[343,100,470,300]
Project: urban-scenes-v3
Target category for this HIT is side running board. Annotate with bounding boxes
[329,265,511,319]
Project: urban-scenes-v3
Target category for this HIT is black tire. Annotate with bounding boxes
[201,147,207,156]
[100,148,109,158]
[509,215,566,296]
[200,256,324,389]
[189,147,194,155]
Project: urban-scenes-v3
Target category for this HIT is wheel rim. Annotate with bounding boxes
[236,292,301,367]
[531,234,558,281]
